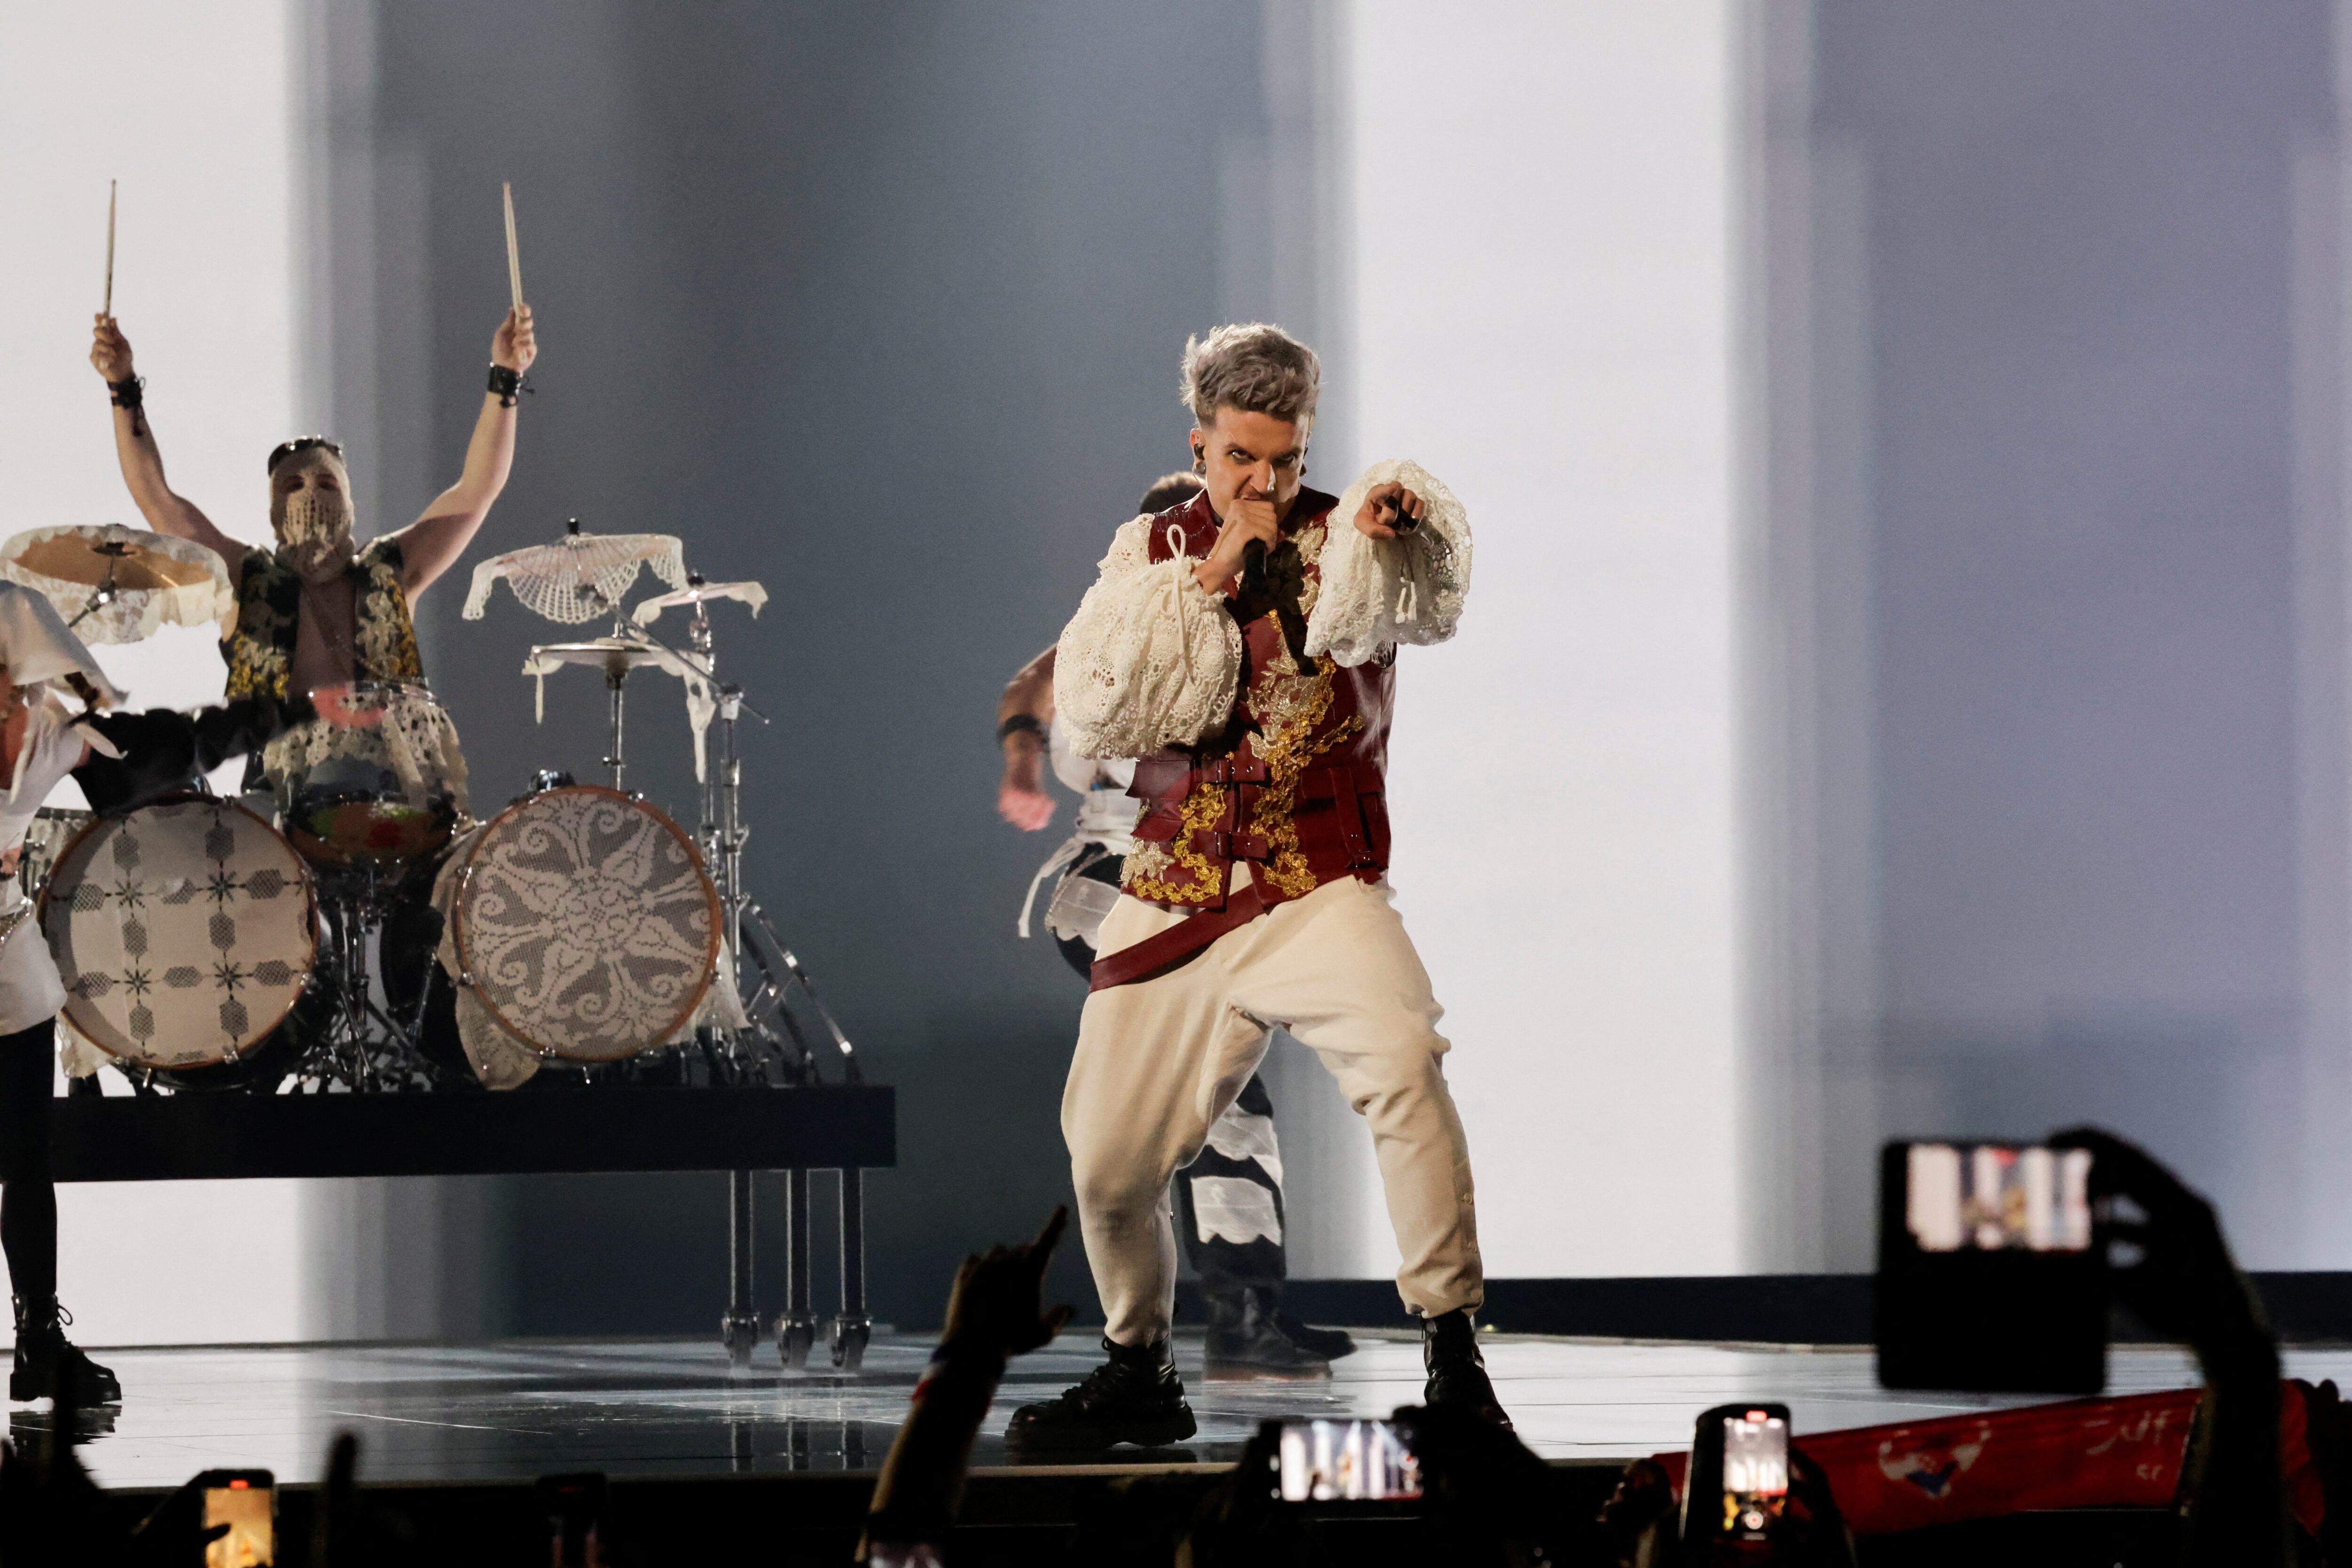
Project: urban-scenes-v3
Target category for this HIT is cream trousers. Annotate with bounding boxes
[1063,872,1484,1345]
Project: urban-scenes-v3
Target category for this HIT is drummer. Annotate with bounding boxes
[87,304,538,804]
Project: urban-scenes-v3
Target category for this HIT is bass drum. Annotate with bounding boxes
[447,785,720,1063]
[40,797,318,1076]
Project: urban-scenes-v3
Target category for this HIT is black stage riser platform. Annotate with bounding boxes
[43,1085,895,1180]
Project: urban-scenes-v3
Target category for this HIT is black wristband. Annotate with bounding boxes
[998,713,1046,745]
[486,364,526,407]
[108,375,144,411]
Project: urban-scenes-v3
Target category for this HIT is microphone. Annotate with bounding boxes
[1239,480,1271,593]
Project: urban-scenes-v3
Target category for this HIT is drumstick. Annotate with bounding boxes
[103,180,116,318]
[502,182,523,310]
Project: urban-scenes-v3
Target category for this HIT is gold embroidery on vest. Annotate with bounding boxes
[1248,655,1362,899]
[1124,781,1227,905]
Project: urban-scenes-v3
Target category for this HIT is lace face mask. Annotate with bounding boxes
[273,487,356,581]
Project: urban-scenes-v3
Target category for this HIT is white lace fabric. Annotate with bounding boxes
[0,524,234,647]
[264,689,472,817]
[1306,459,1472,667]
[1053,516,1243,760]
[461,533,688,625]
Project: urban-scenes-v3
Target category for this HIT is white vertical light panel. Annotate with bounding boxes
[1341,2,1745,1275]
[0,0,305,1342]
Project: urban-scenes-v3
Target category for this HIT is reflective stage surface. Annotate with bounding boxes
[21,1332,2352,1490]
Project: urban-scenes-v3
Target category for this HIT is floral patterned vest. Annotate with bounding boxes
[1119,486,1395,913]
[224,536,425,701]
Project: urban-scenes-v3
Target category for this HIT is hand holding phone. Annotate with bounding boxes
[538,1471,607,1568]
[1876,1140,2106,1393]
[197,1471,274,1568]
[1680,1403,1789,1549]
[1270,1418,1422,1503]
[2050,1126,2270,1368]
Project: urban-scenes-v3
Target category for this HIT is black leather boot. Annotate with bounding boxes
[1273,1307,1357,1362]
[1006,1336,1195,1453]
[1204,1286,1332,1379]
[1421,1308,1509,1428]
[10,1296,121,1405]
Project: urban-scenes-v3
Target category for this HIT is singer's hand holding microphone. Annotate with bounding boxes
[1196,485,1283,595]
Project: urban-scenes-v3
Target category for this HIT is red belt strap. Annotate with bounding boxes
[1088,877,1272,992]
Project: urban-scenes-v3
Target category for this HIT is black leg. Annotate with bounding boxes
[720,1169,758,1369]
[829,1168,871,1370]
[776,1168,816,1369]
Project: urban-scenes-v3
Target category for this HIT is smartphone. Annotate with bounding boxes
[537,1471,608,1568]
[1876,1140,2105,1393]
[1679,1403,1789,1547]
[195,1470,274,1568]
[1264,1418,1423,1503]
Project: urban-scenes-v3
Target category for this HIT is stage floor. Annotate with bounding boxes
[23,1331,2352,1490]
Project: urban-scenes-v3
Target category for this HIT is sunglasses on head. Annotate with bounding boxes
[266,436,344,476]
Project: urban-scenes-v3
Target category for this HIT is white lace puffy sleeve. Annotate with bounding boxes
[1053,515,1244,760]
[1305,459,1472,667]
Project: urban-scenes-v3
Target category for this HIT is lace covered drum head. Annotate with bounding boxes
[451,786,719,1061]
[40,799,317,1068]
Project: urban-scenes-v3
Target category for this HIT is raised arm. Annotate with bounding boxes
[388,305,537,598]
[88,316,243,563]
[996,645,1058,830]
[1304,458,1472,667]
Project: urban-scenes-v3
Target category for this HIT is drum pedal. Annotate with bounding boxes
[828,1313,873,1372]
[775,1312,819,1370]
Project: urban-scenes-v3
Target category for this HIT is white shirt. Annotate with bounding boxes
[0,698,87,1033]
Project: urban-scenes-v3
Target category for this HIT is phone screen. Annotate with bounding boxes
[203,1479,275,1568]
[1720,1411,1788,1540]
[1275,1419,1423,1502]
[1904,1143,2093,1253]
[1877,1140,2107,1393]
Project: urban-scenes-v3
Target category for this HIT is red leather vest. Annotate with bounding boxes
[1120,486,1395,914]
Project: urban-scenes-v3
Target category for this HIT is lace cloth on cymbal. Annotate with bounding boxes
[0,524,235,647]
[519,636,722,784]
[461,533,687,625]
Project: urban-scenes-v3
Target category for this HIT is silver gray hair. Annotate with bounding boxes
[1180,323,1320,429]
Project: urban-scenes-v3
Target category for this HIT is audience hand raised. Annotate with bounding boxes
[2050,1125,2272,1368]
[938,1205,1077,1363]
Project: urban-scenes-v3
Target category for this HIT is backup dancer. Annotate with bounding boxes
[999,470,1354,1379]
[0,585,299,1404]
[1010,324,1501,1451]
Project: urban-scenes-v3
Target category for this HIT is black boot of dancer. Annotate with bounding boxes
[1421,1308,1509,1428]
[10,1296,120,1405]
[1205,1285,1335,1379]
[1006,1336,1195,1453]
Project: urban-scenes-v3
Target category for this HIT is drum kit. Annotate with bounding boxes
[0,521,854,1098]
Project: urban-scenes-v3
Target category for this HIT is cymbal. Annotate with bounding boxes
[631,579,767,625]
[522,638,684,674]
[0,524,234,645]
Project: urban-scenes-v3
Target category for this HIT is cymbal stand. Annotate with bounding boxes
[64,542,128,632]
[655,588,867,1369]
[603,660,629,792]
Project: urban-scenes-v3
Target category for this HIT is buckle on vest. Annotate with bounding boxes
[1202,755,1270,785]
[1200,829,1270,863]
